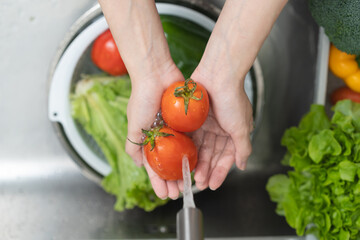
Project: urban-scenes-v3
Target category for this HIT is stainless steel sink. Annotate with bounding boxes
[0,0,323,239]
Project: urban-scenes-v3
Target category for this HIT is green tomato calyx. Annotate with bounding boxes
[128,125,174,151]
[174,78,203,115]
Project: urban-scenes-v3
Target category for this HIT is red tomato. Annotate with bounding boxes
[91,29,127,76]
[144,126,197,181]
[161,79,209,132]
[331,86,360,105]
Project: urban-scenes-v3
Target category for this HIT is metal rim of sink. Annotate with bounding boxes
[47,1,264,187]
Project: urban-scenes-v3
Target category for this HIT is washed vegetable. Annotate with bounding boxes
[329,45,360,93]
[161,15,210,79]
[91,29,127,76]
[71,75,167,211]
[331,86,360,105]
[161,78,209,132]
[308,0,360,55]
[266,100,360,239]
[141,125,198,180]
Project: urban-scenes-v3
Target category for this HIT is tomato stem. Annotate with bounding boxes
[174,78,203,115]
[127,125,174,151]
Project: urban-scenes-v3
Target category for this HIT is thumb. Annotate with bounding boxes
[125,87,161,166]
[233,132,252,170]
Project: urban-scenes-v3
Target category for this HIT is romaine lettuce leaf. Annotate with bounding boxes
[71,75,168,211]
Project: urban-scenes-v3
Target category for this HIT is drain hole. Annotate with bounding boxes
[146,224,175,234]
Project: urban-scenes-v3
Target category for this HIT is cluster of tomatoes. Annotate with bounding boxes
[91,29,209,181]
[145,78,209,180]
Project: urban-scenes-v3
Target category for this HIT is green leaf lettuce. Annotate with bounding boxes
[266,100,360,239]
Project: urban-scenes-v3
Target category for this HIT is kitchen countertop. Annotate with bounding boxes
[0,1,115,238]
[0,0,319,239]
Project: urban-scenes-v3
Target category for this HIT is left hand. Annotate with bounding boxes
[190,70,254,191]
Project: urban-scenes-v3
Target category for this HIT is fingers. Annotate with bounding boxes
[233,130,252,171]
[125,98,145,166]
[167,181,180,200]
[143,157,168,199]
[233,97,254,170]
[193,132,251,191]
[208,139,236,190]
[125,88,160,166]
[144,165,180,200]
[125,116,144,166]
[195,134,231,191]
[177,179,184,192]
[142,149,181,200]
[194,132,215,190]
[125,138,143,167]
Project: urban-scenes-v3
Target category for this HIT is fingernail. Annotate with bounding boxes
[170,196,179,200]
[195,182,207,191]
[239,161,247,171]
[208,183,218,191]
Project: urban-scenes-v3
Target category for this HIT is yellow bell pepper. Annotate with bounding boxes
[329,44,360,93]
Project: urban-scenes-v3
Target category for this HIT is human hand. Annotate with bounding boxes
[190,70,253,191]
[99,0,188,199]
[186,0,287,191]
[125,63,187,200]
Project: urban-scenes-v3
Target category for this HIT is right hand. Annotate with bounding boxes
[190,68,254,191]
[99,0,187,200]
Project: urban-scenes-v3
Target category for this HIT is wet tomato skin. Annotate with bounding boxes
[144,127,197,180]
[161,81,209,132]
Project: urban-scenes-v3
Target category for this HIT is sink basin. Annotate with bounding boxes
[0,0,325,239]
[71,0,320,238]
[108,0,321,238]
